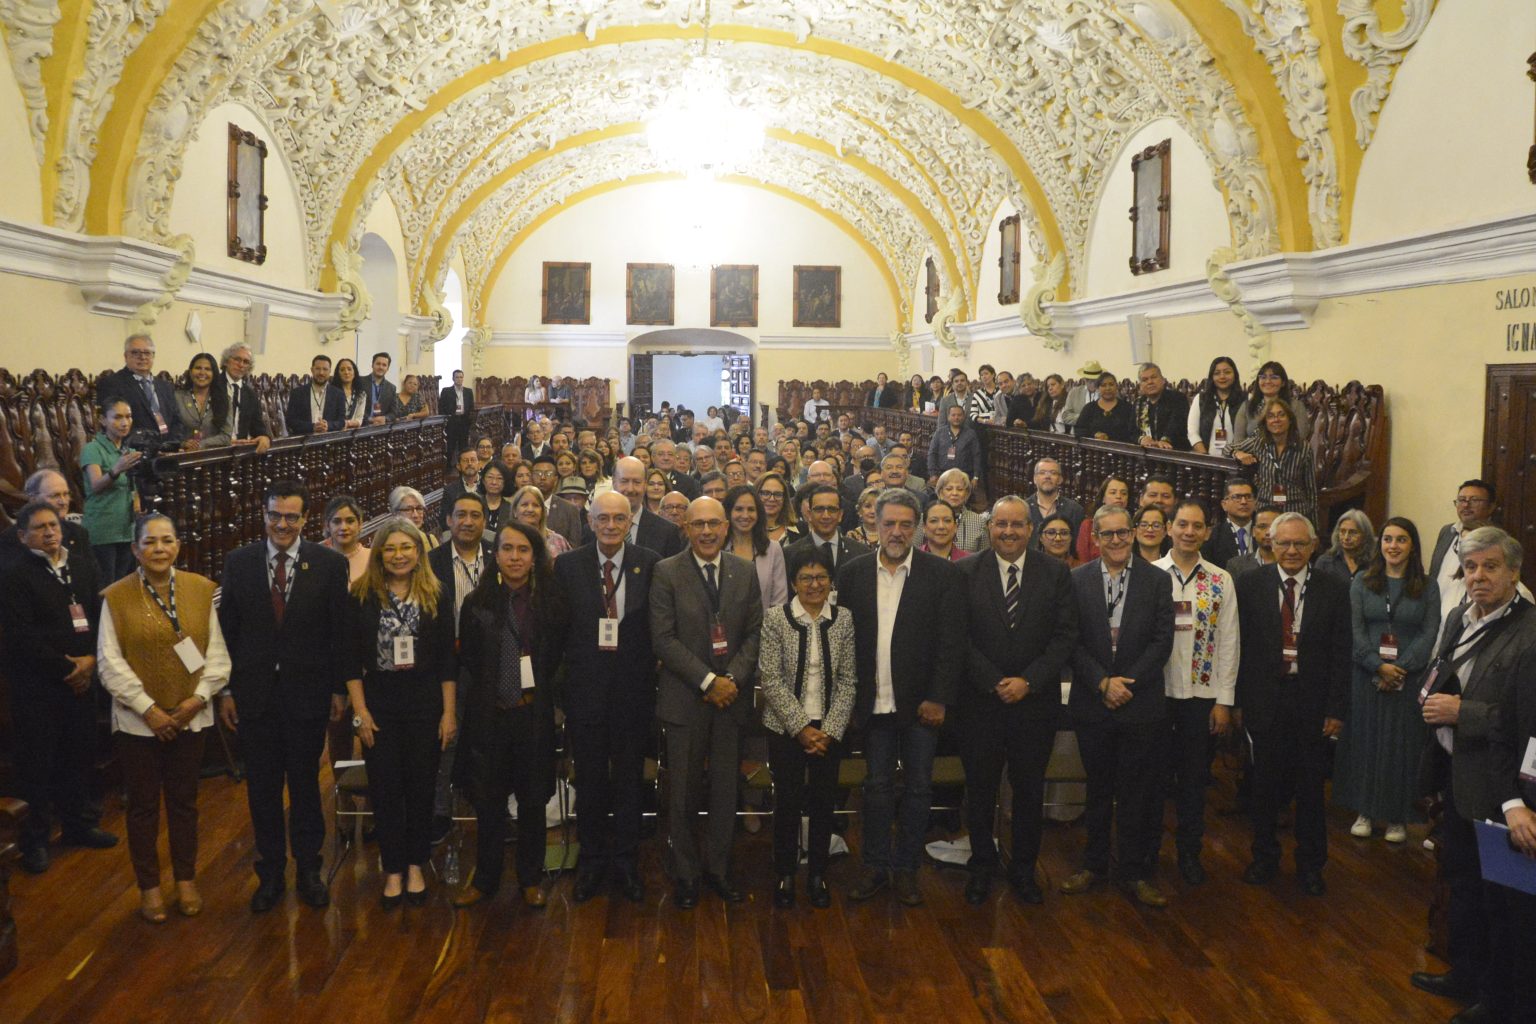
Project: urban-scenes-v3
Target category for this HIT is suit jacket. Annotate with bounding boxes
[284,384,345,435]
[439,478,480,531]
[1495,609,1536,813]
[0,546,100,687]
[219,375,270,441]
[427,540,494,634]
[960,551,1078,719]
[783,531,871,579]
[1428,523,1460,581]
[552,541,660,722]
[1234,564,1352,734]
[836,549,965,727]
[362,377,399,422]
[0,519,92,570]
[97,367,184,442]
[662,470,700,501]
[217,540,351,720]
[438,385,475,421]
[650,549,763,726]
[632,507,685,559]
[1069,558,1174,726]
[1201,517,1253,570]
[867,384,898,408]
[1134,391,1192,450]
[544,495,583,547]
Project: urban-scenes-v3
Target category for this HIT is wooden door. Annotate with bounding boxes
[1483,364,1536,589]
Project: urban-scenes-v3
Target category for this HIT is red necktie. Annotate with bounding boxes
[602,560,618,619]
[1281,576,1296,637]
[272,552,288,627]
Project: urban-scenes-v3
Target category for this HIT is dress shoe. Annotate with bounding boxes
[1449,1003,1491,1023]
[572,871,606,904]
[806,874,831,909]
[405,886,429,907]
[522,886,547,908]
[673,878,700,909]
[1241,860,1278,886]
[1410,971,1477,1002]
[703,873,745,904]
[617,871,645,904]
[1059,869,1104,895]
[964,871,992,906]
[19,846,49,875]
[893,870,923,906]
[1178,853,1207,886]
[140,888,168,924]
[849,868,890,901]
[60,827,118,849]
[1010,877,1045,905]
[1123,880,1169,908]
[429,815,452,846]
[296,869,330,908]
[452,885,490,909]
[773,875,796,908]
[380,890,404,911]
[1297,870,1326,897]
[175,881,203,917]
[250,878,285,913]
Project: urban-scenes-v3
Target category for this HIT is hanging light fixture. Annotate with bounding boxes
[646,0,765,176]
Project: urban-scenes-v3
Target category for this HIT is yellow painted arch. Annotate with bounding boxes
[37,0,93,224]
[473,172,909,334]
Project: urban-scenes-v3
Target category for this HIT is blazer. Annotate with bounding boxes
[0,547,100,687]
[1234,564,1352,734]
[867,384,898,409]
[362,377,399,422]
[1073,401,1137,443]
[632,507,685,559]
[218,374,270,441]
[0,519,92,570]
[217,540,352,720]
[173,390,231,447]
[427,540,494,633]
[1201,517,1253,570]
[1496,615,1536,812]
[835,549,965,727]
[1069,558,1174,726]
[783,531,871,578]
[439,478,480,531]
[285,384,345,435]
[650,549,763,726]
[1134,391,1192,450]
[544,495,583,547]
[757,601,857,740]
[97,367,184,442]
[1427,522,1460,581]
[662,470,700,501]
[960,551,1079,720]
[438,385,475,421]
[343,593,456,719]
[552,541,660,722]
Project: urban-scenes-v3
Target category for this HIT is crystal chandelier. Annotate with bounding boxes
[646,3,765,176]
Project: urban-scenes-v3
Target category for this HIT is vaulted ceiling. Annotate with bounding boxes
[1,0,1435,331]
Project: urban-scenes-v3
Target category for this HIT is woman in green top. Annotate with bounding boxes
[80,398,143,581]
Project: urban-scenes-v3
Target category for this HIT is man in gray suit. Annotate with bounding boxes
[651,496,764,908]
[363,351,398,425]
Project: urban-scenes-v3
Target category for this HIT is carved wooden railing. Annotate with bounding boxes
[0,797,24,979]
[474,376,613,429]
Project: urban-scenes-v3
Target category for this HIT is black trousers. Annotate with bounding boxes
[471,703,555,893]
[363,713,441,875]
[240,712,328,882]
[766,726,843,876]
[1485,878,1536,1023]
[1248,701,1328,873]
[1168,696,1216,857]
[1439,775,1489,995]
[958,700,1059,878]
[568,713,647,878]
[1074,715,1166,882]
[10,681,95,851]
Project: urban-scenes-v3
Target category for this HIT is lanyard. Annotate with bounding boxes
[139,568,182,636]
[1104,569,1127,622]
[312,387,326,420]
[45,554,74,595]
[1280,574,1308,627]
[694,558,723,616]
[386,591,414,630]
[1169,562,1200,590]
[455,552,482,590]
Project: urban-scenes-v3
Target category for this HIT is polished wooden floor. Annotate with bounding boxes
[2,767,1457,1024]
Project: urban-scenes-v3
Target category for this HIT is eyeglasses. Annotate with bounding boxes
[265,511,303,525]
[810,504,841,515]
[1257,372,1282,381]
[796,574,831,586]
[1040,529,1072,538]
[1095,528,1132,541]
[1136,521,1165,531]
[1272,540,1310,550]
[1453,496,1490,506]
[688,519,725,529]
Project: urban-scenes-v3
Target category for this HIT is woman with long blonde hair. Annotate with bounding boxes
[509,483,571,559]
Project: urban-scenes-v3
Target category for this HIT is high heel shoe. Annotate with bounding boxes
[175,881,203,917]
[380,889,404,910]
[140,887,168,924]
[405,887,428,906]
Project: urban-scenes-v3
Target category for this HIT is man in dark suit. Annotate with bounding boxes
[528,452,583,545]
[1133,363,1191,451]
[556,492,661,904]
[1234,511,1351,897]
[363,352,398,425]
[96,332,183,443]
[784,485,870,601]
[0,470,92,568]
[651,439,700,501]
[439,369,476,461]
[837,487,965,906]
[957,496,1077,905]
[1201,478,1258,570]
[867,372,898,408]
[1410,527,1536,1021]
[651,496,763,908]
[1061,505,1174,907]
[1428,480,1497,583]
[613,455,684,558]
[439,447,481,531]
[284,354,345,435]
[217,343,271,450]
[217,480,351,912]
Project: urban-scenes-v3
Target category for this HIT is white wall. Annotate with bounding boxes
[971,198,1043,323]
[651,353,728,414]
[1352,0,1536,244]
[357,231,400,376]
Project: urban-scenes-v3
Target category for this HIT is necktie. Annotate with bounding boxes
[497,608,524,708]
[1236,526,1248,555]
[602,559,618,619]
[231,383,242,438]
[138,376,160,412]
[271,552,288,626]
[1005,564,1021,627]
[703,562,719,609]
[823,541,836,572]
[1281,576,1297,638]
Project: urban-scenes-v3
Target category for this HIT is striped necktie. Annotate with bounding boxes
[1005,563,1020,627]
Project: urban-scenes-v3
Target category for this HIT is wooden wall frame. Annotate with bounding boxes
[227,123,268,266]
[1129,138,1171,276]
[710,265,759,327]
[542,262,591,324]
[997,214,1021,305]
[1527,51,1535,185]
[792,265,841,328]
[626,263,674,325]
[924,256,939,323]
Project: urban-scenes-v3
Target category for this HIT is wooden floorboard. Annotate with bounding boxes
[0,770,1455,1024]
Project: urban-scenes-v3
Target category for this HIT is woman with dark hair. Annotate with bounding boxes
[926,376,945,413]
[1336,517,1439,844]
[1230,397,1318,525]
[479,461,511,532]
[757,472,801,545]
[173,352,231,449]
[1074,370,1137,443]
[906,373,927,413]
[725,483,787,607]
[735,434,754,460]
[330,357,366,429]
[577,447,611,498]
[1077,475,1131,562]
[452,521,562,909]
[1032,373,1069,432]
[644,467,668,516]
[918,499,970,562]
[1133,504,1169,562]
[1188,356,1244,457]
[81,397,142,582]
[322,495,369,583]
[1037,513,1082,569]
[1234,359,1310,443]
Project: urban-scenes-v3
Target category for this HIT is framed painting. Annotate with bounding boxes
[924,256,939,324]
[1129,138,1171,275]
[542,261,591,325]
[227,123,268,265]
[626,263,674,325]
[793,265,841,328]
[711,264,758,328]
[997,214,1021,305]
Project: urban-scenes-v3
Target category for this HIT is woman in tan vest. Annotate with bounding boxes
[98,513,230,923]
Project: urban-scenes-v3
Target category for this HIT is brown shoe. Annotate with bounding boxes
[452,886,489,909]
[175,881,203,917]
[1059,869,1104,895]
[522,886,547,908]
[1123,880,1169,907]
[140,887,168,924]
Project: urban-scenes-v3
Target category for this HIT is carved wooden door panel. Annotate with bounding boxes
[1483,364,1536,590]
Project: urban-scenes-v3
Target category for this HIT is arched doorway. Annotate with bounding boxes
[357,232,399,374]
[628,329,755,425]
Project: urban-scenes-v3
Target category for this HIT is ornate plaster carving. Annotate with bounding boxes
[889,330,910,377]
[324,240,372,345]
[463,326,487,373]
[420,283,452,350]
[1338,0,1434,149]
[1022,252,1070,351]
[126,232,195,336]
[932,289,967,358]
[0,0,60,163]
[1204,245,1270,367]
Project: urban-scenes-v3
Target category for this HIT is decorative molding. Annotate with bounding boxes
[0,0,60,163]
[126,233,194,335]
[932,289,967,358]
[324,241,372,345]
[1021,252,1069,351]
[1205,246,1272,367]
[488,330,629,349]
[1339,0,1435,150]
[76,233,186,318]
[177,266,346,323]
[756,335,891,351]
[889,330,910,377]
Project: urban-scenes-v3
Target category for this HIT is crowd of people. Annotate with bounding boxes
[2,343,1534,1024]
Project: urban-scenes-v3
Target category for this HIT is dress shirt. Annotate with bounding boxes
[693,552,724,692]
[790,596,833,719]
[452,386,466,414]
[1154,555,1239,704]
[1102,560,1131,641]
[450,545,484,628]
[1278,565,1309,675]
[1438,593,1519,755]
[597,544,627,622]
[265,537,302,596]
[995,550,1027,595]
[136,373,164,413]
[28,543,69,581]
[873,548,914,714]
[309,384,329,425]
[227,378,248,439]
[811,531,843,569]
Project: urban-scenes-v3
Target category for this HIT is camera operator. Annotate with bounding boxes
[80,398,142,582]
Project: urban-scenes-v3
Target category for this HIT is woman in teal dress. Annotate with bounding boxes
[1335,517,1440,843]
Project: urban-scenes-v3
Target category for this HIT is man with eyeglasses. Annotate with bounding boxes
[97,333,184,443]
[1202,478,1258,570]
[529,452,582,546]
[219,343,271,452]
[217,480,351,913]
[658,492,690,527]
[1431,480,1499,599]
[1026,457,1084,549]
[786,486,870,598]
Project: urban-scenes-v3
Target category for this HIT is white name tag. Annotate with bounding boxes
[153,411,169,435]
[1273,486,1288,506]
[173,635,205,674]
[69,602,89,634]
[1520,736,1536,783]
[520,654,535,690]
[1174,600,1194,632]
[393,635,415,669]
[1378,632,1398,661]
[598,617,619,651]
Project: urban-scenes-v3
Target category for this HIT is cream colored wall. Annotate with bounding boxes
[1082,117,1232,298]
[1352,0,1536,244]
[0,49,42,223]
[167,102,308,291]
[972,198,1045,324]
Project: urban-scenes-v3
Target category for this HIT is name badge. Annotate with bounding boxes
[710,622,729,658]
[519,654,535,690]
[1418,663,1442,705]
[947,445,957,460]
[1378,632,1398,662]
[1520,736,1536,784]
[393,635,416,670]
[598,617,619,651]
[1214,428,1228,442]
[153,411,169,435]
[1273,485,1288,506]
[69,602,89,634]
[173,635,205,674]
[1281,629,1299,665]
[1109,625,1120,656]
[1174,600,1194,632]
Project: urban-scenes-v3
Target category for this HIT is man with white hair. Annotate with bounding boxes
[96,333,184,443]
[1,470,91,566]
[219,343,271,452]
